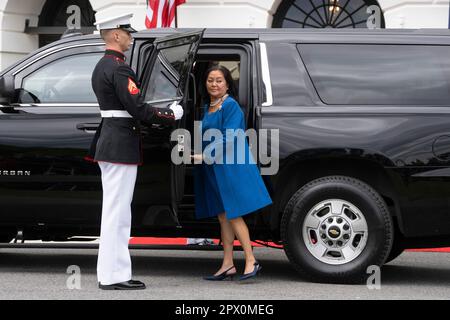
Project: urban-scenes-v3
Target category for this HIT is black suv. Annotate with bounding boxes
[1,28,450,284]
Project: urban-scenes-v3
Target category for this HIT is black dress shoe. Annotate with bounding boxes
[203,266,236,281]
[239,262,262,281]
[98,280,146,290]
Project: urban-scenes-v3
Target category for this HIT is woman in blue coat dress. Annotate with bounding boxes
[192,65,272,281]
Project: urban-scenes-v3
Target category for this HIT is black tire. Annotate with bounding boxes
[0,228,15,243]
[0,235,13,243]
[281,176,393,284]
[385,246,404,264]
[385,232,405,263]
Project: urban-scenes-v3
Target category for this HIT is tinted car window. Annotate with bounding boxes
[298,44,450,105]
[143,45,192,101]
[21,53,102,103]
[161,44,191,76]
[266,43,314,106]
[144,55,178,101]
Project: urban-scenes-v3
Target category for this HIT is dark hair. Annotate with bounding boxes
[202,65,238,104]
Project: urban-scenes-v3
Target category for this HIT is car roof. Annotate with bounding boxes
[2,28,450,76]
[29,28,450,49]
[84,27,450,43]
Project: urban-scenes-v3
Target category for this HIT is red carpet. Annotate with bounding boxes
[129,237,284,248]
[129,237,448,251]
[130,237,191,245]
[407,248,450,253]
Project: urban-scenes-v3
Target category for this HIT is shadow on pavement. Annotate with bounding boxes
[0,249,449,286]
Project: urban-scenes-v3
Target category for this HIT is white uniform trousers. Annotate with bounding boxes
[97,161,138,285]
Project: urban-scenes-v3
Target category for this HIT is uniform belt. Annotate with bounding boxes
[100,110,133,118]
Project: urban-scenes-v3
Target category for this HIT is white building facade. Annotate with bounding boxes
[0,0,449,70]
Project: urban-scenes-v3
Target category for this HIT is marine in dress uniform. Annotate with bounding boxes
[86,13,184,290]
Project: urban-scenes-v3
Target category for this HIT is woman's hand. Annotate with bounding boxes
[191,154,203,163]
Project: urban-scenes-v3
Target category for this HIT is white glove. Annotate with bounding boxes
[169,101,184,120]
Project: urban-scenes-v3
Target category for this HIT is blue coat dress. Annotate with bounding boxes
[194,96,272,220]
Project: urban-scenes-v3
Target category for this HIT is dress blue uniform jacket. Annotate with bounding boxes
[194,96,272,220]
[86,49,175,165]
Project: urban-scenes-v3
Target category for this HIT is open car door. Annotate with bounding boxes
[140,29,204,224]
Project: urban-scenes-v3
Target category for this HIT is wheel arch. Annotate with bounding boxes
[269,154,403,240]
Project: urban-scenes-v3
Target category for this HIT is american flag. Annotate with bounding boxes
[145,0,186,28]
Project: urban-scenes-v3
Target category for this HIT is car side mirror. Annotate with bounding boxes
[0,75,15,105]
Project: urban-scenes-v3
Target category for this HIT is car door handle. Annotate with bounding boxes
[150,123,168,130]
[76,123,99,134]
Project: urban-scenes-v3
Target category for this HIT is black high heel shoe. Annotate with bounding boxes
[203,266,236,281]
[239,261,262,281]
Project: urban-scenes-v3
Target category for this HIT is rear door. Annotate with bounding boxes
[133,30,204,226]
[298,42,450,237]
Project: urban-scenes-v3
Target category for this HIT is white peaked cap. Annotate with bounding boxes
[94,13,137,32]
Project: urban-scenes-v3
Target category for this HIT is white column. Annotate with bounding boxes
[378,0,449,28]
[0,0,44,70]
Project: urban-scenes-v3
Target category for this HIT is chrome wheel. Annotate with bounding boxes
[303,199,368,265]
